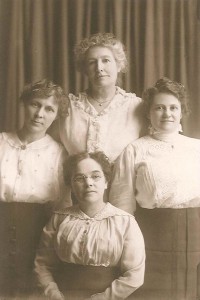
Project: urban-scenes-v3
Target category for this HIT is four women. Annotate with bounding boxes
[1,32,199,300]
[109,77,200,300]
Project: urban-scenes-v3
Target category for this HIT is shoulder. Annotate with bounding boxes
[105,203,135,219]
[124,136,151,152]
[0,132,19,146]
[116,86,142,104]
[45,134,65,151]
[179,134,200,149]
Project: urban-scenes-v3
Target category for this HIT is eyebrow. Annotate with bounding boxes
[88,55,112,60]
[74,170,102,176]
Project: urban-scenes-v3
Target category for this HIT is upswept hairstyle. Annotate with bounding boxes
[142,77,191,116]
[63,151,112,186]
[20,79,67,117]
[74,32,128,74]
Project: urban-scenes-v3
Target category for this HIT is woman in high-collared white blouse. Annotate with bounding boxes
[0,79,71,298]
[50,33,145,162]
[34,152,145,300]
[109,78,200,300]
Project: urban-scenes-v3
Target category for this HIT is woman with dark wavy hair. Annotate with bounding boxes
[34,151,145,300]
[110,77,200,300]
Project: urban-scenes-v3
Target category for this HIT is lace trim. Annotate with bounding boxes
[134,135,200,207]
[67,87,137,117]
[55,202,131,220]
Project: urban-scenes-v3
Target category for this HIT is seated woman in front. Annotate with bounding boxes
[34,151,145,300]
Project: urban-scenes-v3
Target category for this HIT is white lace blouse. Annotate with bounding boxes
[59,87,144,162]
[0,132,71,206]
[109,133,200,214]
[34,203,145,299]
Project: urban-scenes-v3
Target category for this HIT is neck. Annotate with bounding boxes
[151,130,180,143]
[17,127,46,144]
[88,85,116,101]
[79,201,106,218]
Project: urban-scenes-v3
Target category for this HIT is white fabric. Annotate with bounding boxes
[34,203,145,300]
[0,132,71,205]
[109,133,200,214]
[59,87,144,161]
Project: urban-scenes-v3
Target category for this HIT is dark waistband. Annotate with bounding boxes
[54,263,120,291]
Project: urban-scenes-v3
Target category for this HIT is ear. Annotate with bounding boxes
[104,181,108,189]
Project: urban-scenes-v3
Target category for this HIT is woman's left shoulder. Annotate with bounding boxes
[116,86,142,104]
[180,134,200,148]
[106,202,135,219]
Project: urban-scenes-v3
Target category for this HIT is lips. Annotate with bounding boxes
[84,190,96,194]
[32,120,42,125]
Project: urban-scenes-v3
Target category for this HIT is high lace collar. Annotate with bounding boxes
[151,131,180,144]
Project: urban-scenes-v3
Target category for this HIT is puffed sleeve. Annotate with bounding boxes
[34,214,61,290]
[90,217,145,300]
[109,144,136,214]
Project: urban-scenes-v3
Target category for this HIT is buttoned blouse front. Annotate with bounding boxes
[0,132,69,204]
[59,87,144,161]
[35,203,145,299]
[109,134,200,214]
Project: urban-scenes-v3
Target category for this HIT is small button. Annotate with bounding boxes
[21,145,26,150]
[86,221,90,225]
[83,230,87,234]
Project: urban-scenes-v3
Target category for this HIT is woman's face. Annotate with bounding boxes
[23,96,59,137]
[148,93,182,134]
[84,46,120,88]
[71,158,107,206]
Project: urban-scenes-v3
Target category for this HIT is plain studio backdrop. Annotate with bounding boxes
[0,0,200,138]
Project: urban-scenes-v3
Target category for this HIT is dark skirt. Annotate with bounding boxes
[0,201,51,297]
[53,263,120,299]
[134,206,200,300]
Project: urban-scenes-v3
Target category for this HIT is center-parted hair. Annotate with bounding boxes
[63,151,112,186]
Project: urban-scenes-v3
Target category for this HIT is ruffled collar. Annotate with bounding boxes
[68,86,136,117]
[150,131,181,145]
[56,202,131,220]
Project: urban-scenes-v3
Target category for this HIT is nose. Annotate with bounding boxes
[163,108,171,117]
[35,107,44,118]
[85,177,93,187]
[96,60,103,72]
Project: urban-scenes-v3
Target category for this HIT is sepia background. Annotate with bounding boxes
[0,0,200,138]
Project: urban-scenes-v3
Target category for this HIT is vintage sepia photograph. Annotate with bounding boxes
[0,0,200,299]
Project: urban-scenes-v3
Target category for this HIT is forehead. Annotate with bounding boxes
[86,46,115,60]
[30,95,58,107]
[73,158,103,174]
[152,93,181,106]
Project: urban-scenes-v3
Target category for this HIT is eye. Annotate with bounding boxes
[31,102,39,108]
[46,106,55,113]
[170,105,179,111]
[103,58,110,63]
[155,106,164,111]
[92,174,101,180]
[88,60,96,66]
[73,175,85,182]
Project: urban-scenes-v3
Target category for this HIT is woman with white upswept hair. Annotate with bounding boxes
[50,32,145,162]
